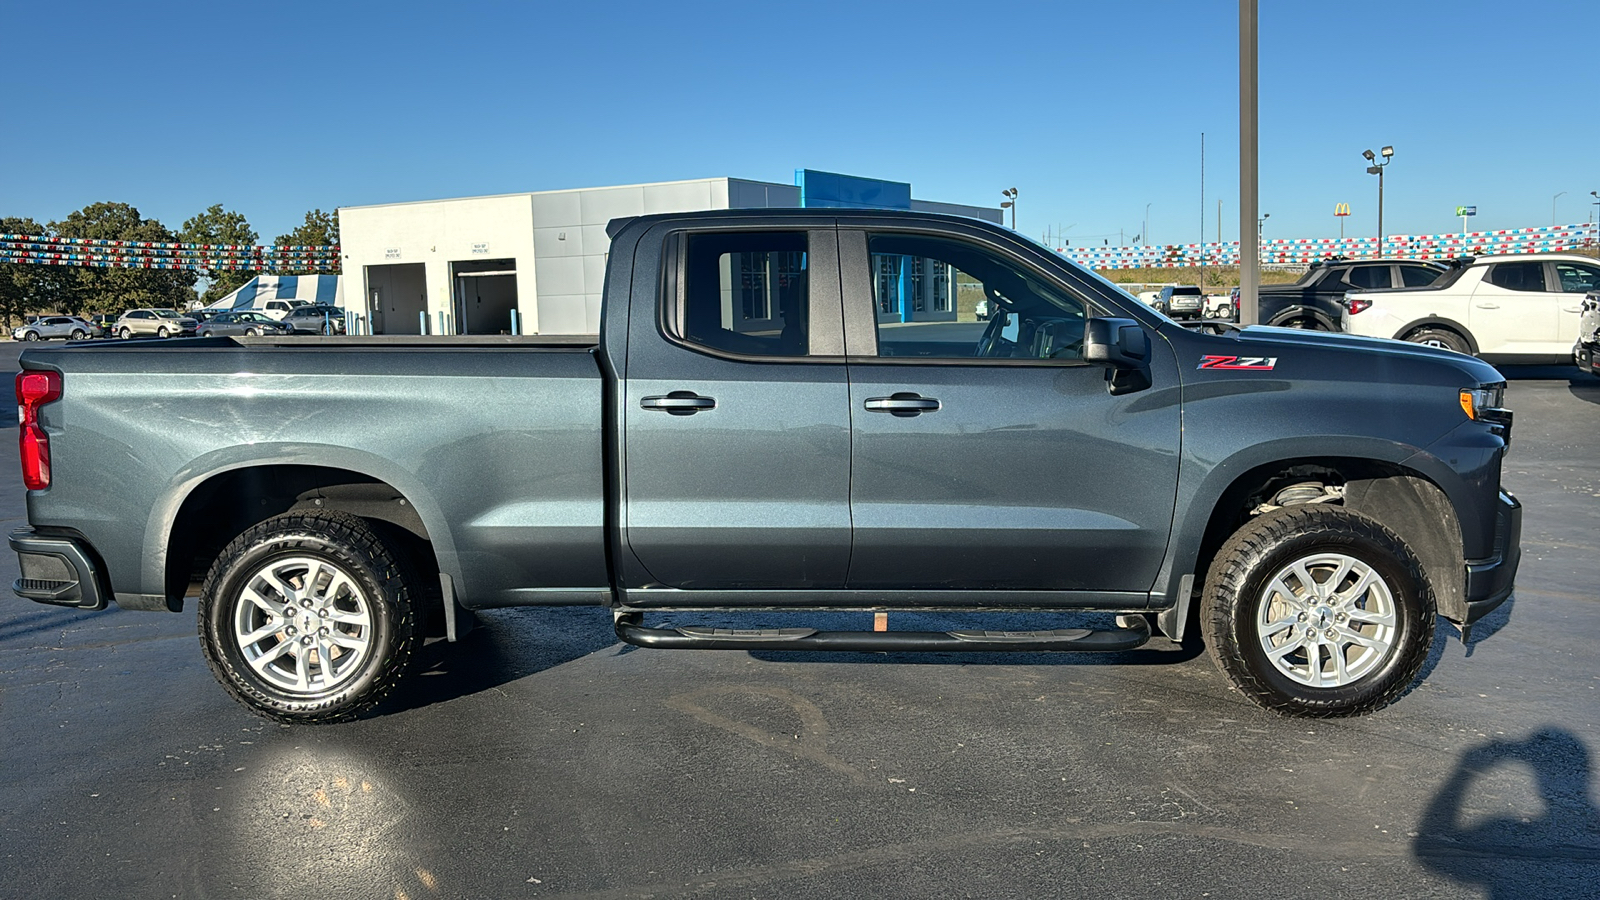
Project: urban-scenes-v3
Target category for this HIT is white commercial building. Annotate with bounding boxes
[338,170,1000,336]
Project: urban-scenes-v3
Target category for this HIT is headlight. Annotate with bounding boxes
[1459,385,1507,421]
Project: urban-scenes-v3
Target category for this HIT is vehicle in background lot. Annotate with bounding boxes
[1154,284,1203,319]
[282,305,346,334]
[252,298,313,321]
[11,315,97,342]
[11,209,1520,724]
[1575,290,1600,374]
[89,314,118,336]
[1136,290,1161,308]
[196,311,294,337]
[191,309,227,327]
[1343,254,1600,363]
[1259,258,1447,332]
[114,308,200,339]
[1203,293,1235,320]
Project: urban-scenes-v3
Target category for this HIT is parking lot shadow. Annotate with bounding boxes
[1413,728,1600,898]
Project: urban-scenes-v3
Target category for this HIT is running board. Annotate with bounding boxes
[613,614,1150,653]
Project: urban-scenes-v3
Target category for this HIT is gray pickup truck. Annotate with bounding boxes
[11,209,1521,723]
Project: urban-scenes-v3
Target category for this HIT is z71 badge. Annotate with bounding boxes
[1198,355,1278,370]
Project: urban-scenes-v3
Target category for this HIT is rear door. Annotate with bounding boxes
[838,227,1180,597]
[621,222,854,591]
[1471,261,1560,355]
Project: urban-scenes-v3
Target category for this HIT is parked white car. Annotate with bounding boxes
[1341,254,1600,363]
[248,298,313,321]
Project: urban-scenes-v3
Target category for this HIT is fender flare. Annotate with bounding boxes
[1265,305,1339,331]
[1391,316,1479,354]
[143,443,460,605]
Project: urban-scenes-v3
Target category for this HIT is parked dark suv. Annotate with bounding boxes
[1259,258,1447,331]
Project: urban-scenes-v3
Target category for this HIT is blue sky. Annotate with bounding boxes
[4,0,1597,248]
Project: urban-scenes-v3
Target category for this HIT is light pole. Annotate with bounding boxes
[1363,145,1393,256]
[1001,188,1018,230]
[1552,191,1566,227]
[1257,213,1270,261]
[1592,191,1599,249]
[1143,202,1152,246]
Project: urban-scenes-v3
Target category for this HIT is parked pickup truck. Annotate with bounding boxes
[1342,253,1600,362]
[11,209,1521,723]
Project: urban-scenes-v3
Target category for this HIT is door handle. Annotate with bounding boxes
[1563,306,1581,313]
[641,392,716,415]
[864,393,941,417]
[1474,303,1500,309]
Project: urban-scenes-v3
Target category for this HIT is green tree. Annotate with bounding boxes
[273,209,340,275]
[182,204,259,304]
[50,202,198,314]
[0,216,77,327]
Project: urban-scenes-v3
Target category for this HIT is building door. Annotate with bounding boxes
[452,259,519,335]
[364,263,427,335]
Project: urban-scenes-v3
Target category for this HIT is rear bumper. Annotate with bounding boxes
[9,528,109,611]
[1461,490,1521,624]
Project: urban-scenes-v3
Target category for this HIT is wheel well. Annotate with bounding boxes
[1393,317,1478,354]
[1194,458,1467,624]
[165,465,440,609]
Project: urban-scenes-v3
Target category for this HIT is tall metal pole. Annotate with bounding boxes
[1377,167,1384,255]
[1239,0,1259,325]
[1200,132,1206,294]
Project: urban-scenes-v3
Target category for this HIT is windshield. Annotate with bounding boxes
[152,309,182,318]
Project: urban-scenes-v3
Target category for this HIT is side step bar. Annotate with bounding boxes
[613,613,1151,653]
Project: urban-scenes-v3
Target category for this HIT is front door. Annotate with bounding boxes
[840,229,1180,595]
[622,226,853,590]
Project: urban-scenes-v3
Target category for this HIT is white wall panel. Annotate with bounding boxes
[643,180,715,214]
[581,254,608,296]
[531,191,582,227]
[533,256,585,296]
[579,187,645,225]
[534,225,582,258]
[537,294,592,334]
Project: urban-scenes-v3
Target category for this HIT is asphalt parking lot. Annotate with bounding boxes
[0,342,1596,899]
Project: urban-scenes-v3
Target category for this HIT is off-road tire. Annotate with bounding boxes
[198,511,419,724]
[1201,505,1435,718]
[1402,326,1470,354]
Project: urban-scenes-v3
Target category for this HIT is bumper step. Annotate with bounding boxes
[614,614,1151,653]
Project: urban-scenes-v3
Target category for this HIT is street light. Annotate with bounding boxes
[1143,202,1152,245]
[1591,191,1600,250]
[1553,191,1567,226]
[1257,213,1270,261]
[1000,188,1018,230]
[1363,145,1393,255]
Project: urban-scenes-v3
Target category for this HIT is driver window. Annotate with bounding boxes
[866,233,1091,361]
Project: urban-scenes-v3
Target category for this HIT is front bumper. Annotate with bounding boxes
[1577,342,1598,375]
[9,528,109,611]
[1461,490,1521,624]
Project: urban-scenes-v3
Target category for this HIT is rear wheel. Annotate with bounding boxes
[1402,326,1469,354]
[198,511,419,724]
[1201,506,1434,717]
[1282,316,1329,331]
[69,329,87,340]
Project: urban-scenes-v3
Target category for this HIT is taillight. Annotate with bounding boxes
[16,370,62,490]
[1346,297,1372,315]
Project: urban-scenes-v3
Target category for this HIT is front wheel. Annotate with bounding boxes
[119,327,132,339]
[22,331,38,341]
[1201,506,1434,717]
[1402,326,1469,354]
[156,325,171,338]
[246,327,261,336]
[198,511,419,724]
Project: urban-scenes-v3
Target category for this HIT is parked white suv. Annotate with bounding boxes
[1341,254,1600,363]
[250,298,313,321]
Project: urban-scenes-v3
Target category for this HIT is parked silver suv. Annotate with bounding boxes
[12,315,98,342]
[114,308,199,339]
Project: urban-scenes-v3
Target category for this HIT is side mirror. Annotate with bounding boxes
[1084,317,1152,396]
[1084,317,1149,369]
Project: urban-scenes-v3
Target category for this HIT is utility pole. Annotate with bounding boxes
[1200,132,1206,292]
[1239,0,1259,325]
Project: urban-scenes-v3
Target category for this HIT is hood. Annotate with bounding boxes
[1182,323,1505,383]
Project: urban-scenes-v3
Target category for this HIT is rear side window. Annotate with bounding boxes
[1554,263,1600,293]
[679,232,809,357]
[1487,262,1547,292]
[1344,266,1391,289]
[1400,265,1441,287]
